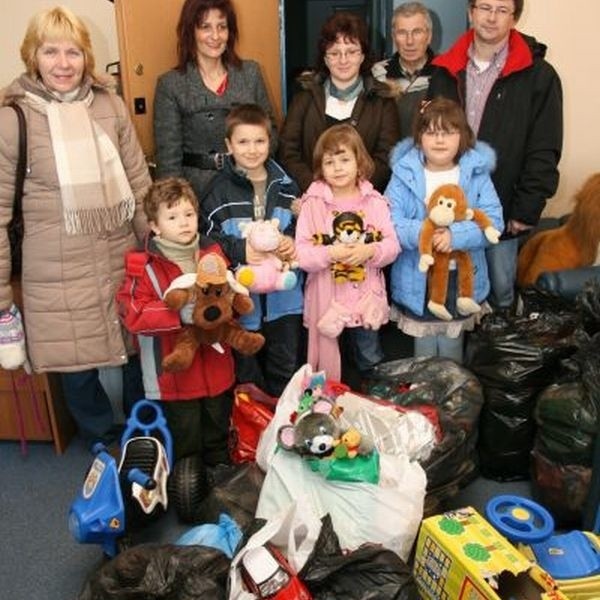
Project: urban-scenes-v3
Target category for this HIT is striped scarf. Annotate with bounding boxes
[21,77,134,235]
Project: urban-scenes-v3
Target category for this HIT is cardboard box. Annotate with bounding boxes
[413,506,568,600]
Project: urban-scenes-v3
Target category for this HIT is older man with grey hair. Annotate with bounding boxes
[372,2,435,138]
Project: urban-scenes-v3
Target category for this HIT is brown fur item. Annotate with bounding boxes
[517,173,600,287]
[419,184,500,321]
[161,253,265,372]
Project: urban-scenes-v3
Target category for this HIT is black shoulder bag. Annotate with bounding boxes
[8,103,27,276]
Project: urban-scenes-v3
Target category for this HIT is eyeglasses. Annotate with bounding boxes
[325,48,363,61]
[395,27,428,40]
[472,4,514,17]
[422,129,459,139]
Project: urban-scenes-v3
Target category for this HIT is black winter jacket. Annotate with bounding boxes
[428,29,563,229]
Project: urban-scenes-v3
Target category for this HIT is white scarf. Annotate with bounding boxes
[24,89,135,235]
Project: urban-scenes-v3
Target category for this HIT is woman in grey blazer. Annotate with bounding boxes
[154,0,275,198]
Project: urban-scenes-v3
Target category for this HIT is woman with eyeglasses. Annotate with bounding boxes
[385,97,503,364]
[278,11,400,193]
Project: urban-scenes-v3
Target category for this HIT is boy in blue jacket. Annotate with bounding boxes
[201,104,303,397]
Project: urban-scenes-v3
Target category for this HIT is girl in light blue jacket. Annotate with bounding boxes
[385,98,503,363]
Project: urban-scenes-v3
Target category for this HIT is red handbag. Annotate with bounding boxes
[229,383,278,464]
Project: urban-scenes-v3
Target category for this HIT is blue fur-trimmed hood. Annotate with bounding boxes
[389,138,497,177]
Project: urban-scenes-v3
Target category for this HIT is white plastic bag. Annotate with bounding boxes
[256,450,426,562]
[256,364,314,471]
[228,500,322,600]
[255,365,427,562]
[336,391,437,461]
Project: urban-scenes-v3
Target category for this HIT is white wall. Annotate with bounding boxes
[519,0,600,216]
[1,0,118,87]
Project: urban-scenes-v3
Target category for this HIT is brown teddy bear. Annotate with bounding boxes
[517,173,600,286]
[161,253,265,372]
[419,184,500,321]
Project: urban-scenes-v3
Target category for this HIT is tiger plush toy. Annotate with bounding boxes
[312,210,382,283]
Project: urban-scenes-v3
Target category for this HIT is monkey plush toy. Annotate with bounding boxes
[419,184,500,321]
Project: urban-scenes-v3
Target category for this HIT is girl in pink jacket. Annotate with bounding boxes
[296,124,400,381]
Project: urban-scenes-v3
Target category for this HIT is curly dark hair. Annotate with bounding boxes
[316,11,372,77]
[144,177,198,222]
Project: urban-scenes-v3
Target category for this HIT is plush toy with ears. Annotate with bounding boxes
[517,173,600,286]
[161,253,265,372]
[419,184,500,321]
[235,218,298,293]
[277,398,341,458]
[332,427,374,459]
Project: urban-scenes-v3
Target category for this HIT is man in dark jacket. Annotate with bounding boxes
[372,1,436,139]
[428,0,563,311]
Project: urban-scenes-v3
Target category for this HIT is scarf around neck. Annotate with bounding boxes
[154,234,199,274]
[325,76,364,102]
[20,74,135,235]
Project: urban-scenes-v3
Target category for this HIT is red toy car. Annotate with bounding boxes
[240,543,312,599]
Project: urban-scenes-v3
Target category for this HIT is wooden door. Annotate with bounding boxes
[114,0,282,160]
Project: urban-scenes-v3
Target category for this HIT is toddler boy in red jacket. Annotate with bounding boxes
[117,177,234,468]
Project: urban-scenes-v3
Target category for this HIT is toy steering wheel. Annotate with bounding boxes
[485,495,554,544]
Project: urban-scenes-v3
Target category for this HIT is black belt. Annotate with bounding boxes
[182,152,225,170]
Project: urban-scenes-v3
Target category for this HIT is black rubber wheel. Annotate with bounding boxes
[169,454,209,523]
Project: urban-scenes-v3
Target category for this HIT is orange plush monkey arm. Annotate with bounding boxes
[470,209,501,244]
[418,218,436,272]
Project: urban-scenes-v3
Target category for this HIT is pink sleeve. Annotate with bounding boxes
[295,199,333,273]
[368,196,401,268]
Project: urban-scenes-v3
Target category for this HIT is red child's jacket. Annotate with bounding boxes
[117,238,234,401]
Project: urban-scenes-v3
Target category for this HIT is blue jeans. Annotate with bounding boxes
[414,333,464,364]
[60,356,144,444]
[342,326,384,373]
[486,237,519,309]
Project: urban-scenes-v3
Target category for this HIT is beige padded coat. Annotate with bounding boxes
[0,76,151,373]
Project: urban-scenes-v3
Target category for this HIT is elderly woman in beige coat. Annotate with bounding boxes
[0,6,151,446]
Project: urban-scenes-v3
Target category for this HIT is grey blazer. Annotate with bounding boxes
[153,59,275,197]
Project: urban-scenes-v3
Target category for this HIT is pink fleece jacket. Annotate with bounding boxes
[296,179,400,380]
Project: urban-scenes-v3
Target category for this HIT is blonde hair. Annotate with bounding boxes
[20,6,98,80]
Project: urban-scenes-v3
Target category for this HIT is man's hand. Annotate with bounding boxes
[506,219,533,236]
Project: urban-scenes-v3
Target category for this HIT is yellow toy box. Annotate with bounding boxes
[413,506,568,600]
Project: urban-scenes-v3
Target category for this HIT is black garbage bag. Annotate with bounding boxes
[195,463,265,533]
[366,357,483,511]
[531,446,592,528]
[576,278,600,335]
[300,515,420,600]
[78,543,230,600]
[465,308,580,480]
[535,382,597,466]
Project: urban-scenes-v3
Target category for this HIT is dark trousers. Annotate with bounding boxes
[161,390,233,464]
[234,314,302,397]
[60,355,144,445]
